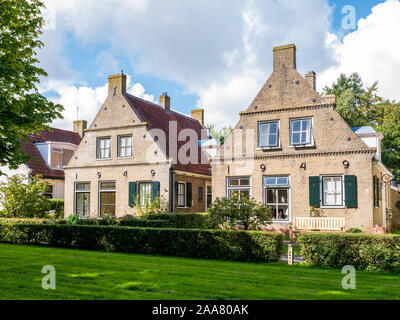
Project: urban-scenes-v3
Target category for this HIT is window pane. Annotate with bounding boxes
[265,177,276,186]
[100,182,115,190]
[277,177,289,185]
[278,189,288,203]
[268,134,277,146]
[266,189,276,203]
[239,190,250,199]
[76,183,90,191]
[239,178,250,186]
[277,205,288,220]
[269,122,278,134]
[229,179,239,186]
[301,120,308,131]
[293,121,301,131]
[293,132,300,144]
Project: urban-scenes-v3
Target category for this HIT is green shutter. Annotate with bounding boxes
[186,182,192,207]
[151,181,160,201]
[128,182,137,207]
[309,176,320,207]
[345,175,358,208]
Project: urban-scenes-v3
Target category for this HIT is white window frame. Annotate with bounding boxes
[98,181,116,217]
[226,176,251,200]
[118,135,133,158]
[263,176,291,222]
[74,182,90,218]
[177,182,186,208]
[321,175,345,208]
[258,120,280,148]
[97,137,111,160]
[290,117,314,146]
[138,182,152,207]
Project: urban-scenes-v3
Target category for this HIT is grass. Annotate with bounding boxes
[0,243,399,300]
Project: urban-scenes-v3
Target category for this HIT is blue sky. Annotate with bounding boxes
[39,0,400,130]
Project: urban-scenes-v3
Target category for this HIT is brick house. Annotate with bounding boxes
[0,128,81,203]
[64,73,211,218]
[211,44,397,232]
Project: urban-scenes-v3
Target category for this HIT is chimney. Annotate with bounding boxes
[73,120,87,138]
[108,71,127,97]
[191,109,204,126]
[305,71,317,90]
[273,44,296,71]
[159,92,170,110]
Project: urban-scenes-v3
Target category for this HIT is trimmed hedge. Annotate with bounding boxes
[48,199,64,219]
[0,218,65,225]
[146,213,217,229]
[76,218,170,228]
[0,223,283,262]
[298,232,400,272]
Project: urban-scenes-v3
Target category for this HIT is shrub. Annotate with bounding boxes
[297,232,400,272]
[48,199,64,219]
[208,196,272,230]
[66,214,79,225]
[76,217,170,228]
[347,227,363,233]
[134,195,168,217]
[0,223,283,263]
[0,175,51,218]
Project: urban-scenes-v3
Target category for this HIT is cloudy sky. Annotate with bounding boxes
[39,0,400,130]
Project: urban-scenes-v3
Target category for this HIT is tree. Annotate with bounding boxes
[206,124,233,144]
[0,174,51,218]
[324,73,400,175]
[208,196,272,230]
[0,0,63,173]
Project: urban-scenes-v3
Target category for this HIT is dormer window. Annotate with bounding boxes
[258,121,280,148]
[290,118,313,146]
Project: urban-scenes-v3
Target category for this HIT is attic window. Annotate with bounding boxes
[52,147,63,153]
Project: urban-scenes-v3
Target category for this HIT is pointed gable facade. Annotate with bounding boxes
[212,44,391,232]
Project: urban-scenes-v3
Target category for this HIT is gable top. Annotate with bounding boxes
[125,94,211,176]
[21,128,81,179]
[248,44,324,111]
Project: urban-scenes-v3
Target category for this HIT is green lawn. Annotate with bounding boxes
[0,243,399,300]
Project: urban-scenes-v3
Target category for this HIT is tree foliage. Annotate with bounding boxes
[323,72,400,175]
[0,0,63,171]
[206,124,233,144]
[208,196,272,230]
[0,174,51,218]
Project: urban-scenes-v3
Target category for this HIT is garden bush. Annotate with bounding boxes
[76,218,170,228]
[0,218,65,225]
[297,232,400,272]
[48,199,64,219]
[0,223,283,263]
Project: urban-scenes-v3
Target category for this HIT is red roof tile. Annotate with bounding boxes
[126,94,211,176]
[21,128,81,180]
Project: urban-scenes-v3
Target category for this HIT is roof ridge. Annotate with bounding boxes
[125,93,200,124]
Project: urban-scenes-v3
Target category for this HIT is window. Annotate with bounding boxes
[198,186,204,201]
[258,121,279,147]
[97,137,111,159]
[177,182,186,207]
[290,118,313,146]
[118,135,132,158]
[75,183,90,218]
[373,176,380,208]
[227,177,250,200]
[43,185,53,199]
[322,176,343,207]
[264,176,289,221]
[139,182,152,207]
[99,182,116,217]
[206,185,212,209]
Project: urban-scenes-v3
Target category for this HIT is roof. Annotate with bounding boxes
[125,94,211,176]
[21,128,81,179]
[351,126,377,135]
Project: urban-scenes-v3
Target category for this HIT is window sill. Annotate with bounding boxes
[321,206,345,209]
[289,145,316,150]
[272,220,291,223]
[257,147,282,152]
[117,156,134,159]
[96,158,112,161]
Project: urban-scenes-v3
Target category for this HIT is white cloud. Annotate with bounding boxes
[318,0,400,101]
[39,0,335,128]
[44,76,154,131]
